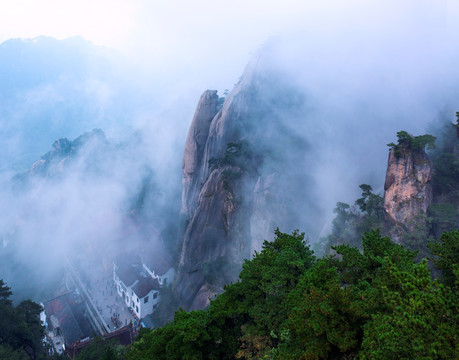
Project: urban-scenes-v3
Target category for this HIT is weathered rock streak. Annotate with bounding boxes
[383,148,433,224]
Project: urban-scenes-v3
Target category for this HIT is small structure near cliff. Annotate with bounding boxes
[113,248,174,320]
[383,131,435,235]
[44,291,94,351]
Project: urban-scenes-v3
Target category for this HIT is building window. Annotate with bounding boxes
[153,292,158,299]
[153,304,157,310]
[137,297,139,303]
[144,296,149,304]
[131,291,134,296]
[136,306,139,313]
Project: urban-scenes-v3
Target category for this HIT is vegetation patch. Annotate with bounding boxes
[208,140,253,172]
[125,229,459,360]
[387,130,436,157]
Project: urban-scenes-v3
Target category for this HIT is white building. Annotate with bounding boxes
[130,277,161,317]
[113,252,174,319]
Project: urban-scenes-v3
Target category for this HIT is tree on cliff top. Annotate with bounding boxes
[387,130,436,156]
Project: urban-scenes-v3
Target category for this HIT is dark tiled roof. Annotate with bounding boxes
[44,291,93,346]
[116,264,139,287]
[114,254,143,286]
[141,243,173,275]
[131,276,160,298]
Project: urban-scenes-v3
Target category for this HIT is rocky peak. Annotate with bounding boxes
[51,138,72,154]
[27,129,107,178]
[181,90,219,216]
[175,59,272,310]
[175,53,320,311]
[383,141,433,225]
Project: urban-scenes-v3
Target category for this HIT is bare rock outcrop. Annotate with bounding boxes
[250,173,282,254]
[383,147,433,226]
[175,53,320,311]
[182,90,219,216]
[176,165,250,309]
[189,283,220,311]
[175,59,262,310]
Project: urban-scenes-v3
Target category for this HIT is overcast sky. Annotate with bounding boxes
[0,0,456,92]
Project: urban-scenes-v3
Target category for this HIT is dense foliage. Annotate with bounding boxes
[324,184,384,251]
[428,117,459,238]
[0,280,61,360]
[387,130,436,156]
[126,229,458,359]
[2,230,457,359]
[75,337,125,360]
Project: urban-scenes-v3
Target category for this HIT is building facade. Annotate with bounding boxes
[113,254,173,319]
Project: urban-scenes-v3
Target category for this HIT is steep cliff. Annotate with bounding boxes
[382,133,435,246]
[383,148,433,224]
[176,55,321,310]
[177,77,259,309]
[181,90,220,217]
[324,125,458,257]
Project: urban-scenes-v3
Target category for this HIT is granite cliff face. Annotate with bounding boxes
[383,147,433,226]
[176,57,321,310]
[176,62,259,310]
[181,90,220,217]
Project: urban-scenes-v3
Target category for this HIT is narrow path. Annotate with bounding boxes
[65,259,110,335]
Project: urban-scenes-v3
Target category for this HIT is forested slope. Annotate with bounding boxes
[126,229,458,359]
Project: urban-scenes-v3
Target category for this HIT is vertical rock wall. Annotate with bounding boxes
[175,62,260,310]
[181,90,219,217]
[176,56,320,310]
[383,147,433,229]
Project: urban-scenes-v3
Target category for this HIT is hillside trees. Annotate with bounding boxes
[0,280,58,360]
[325,184,384,250]
[75,337,125,360]
[126,229,458,359]
[126,229,316,359]
[429,230,459,288]
[428,118,459,237]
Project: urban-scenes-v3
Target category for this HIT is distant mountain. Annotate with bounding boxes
[0,36,145,172]
[0,127,178,303]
